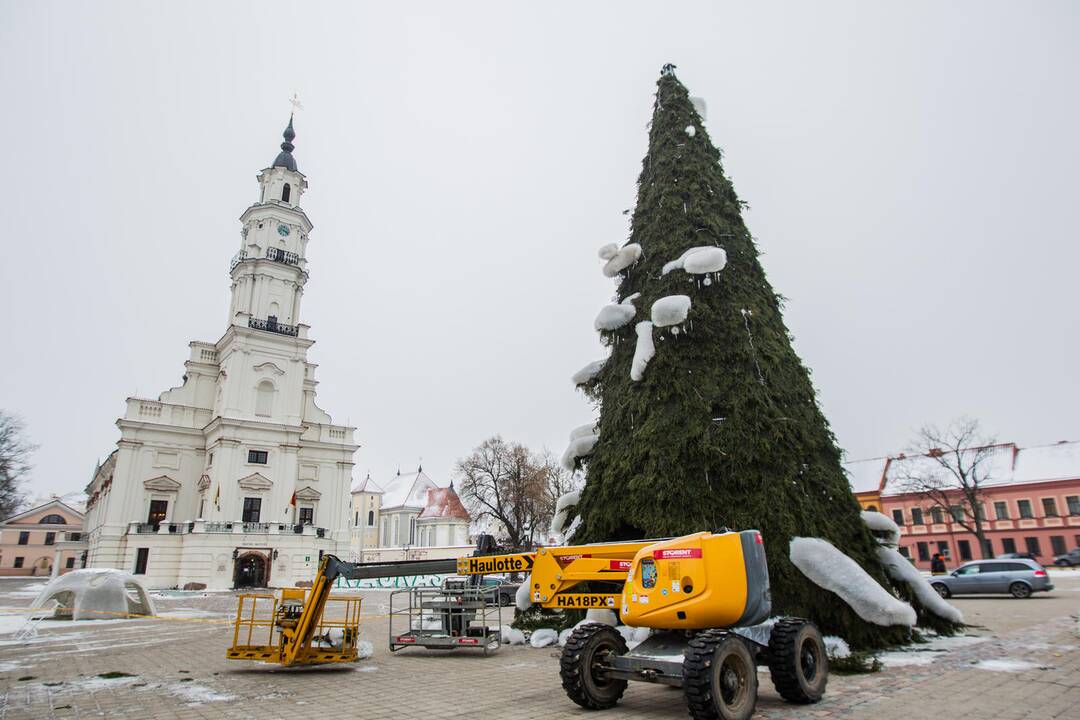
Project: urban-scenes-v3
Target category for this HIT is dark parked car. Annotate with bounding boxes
[1053,548,1080,567]
[479,576,519,606]
[931,559,1053,599]
[996,551,1038,561]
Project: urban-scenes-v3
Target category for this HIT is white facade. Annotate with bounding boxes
[82,118,358,590]
[348,469,470,560]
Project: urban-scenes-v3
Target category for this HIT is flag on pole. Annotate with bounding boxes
[213,484,221,511]
[284,490,297,516]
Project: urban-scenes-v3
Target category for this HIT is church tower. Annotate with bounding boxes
[82,114,358,591]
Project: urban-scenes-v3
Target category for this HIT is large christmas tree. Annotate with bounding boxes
[570,66,914,649]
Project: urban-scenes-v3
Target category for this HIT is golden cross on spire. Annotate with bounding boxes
[289,93,304,116]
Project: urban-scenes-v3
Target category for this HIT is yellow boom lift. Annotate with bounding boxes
[227,529,828,720]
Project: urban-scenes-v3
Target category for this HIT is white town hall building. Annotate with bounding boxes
[82,117,358,590]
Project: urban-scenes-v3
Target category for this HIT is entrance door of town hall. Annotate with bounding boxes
[233,552,268,588]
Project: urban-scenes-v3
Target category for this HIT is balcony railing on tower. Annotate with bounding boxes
[248,317,299,337]
[265,247,299,266]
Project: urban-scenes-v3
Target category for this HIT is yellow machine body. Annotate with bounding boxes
[227,529,770,666]
[620,530,770,630]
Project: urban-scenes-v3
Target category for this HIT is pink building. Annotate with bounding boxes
[0,498,86,577]
[847,440,1080,570]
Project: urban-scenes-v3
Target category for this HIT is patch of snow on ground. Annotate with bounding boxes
[922,634,990,651]
[877,651,945,667]
[356,640,374,659]
[790,537,916,627]
[354,666,378,673]
[156,608,227,619]
[972,658,1044,672]
[530,628,558,648]
[169,682,237,704]
[0,660,23,672]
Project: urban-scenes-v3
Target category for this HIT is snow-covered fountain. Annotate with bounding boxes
[31,568,156,621]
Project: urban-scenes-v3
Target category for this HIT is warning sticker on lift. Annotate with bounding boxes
[552,594,617,609]
[460,555,534,574]
[653,548,702,560]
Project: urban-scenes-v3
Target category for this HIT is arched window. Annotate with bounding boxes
[255,380,275,417]
[367,510,374,527]
[281,183,291,203]
[40,514,67,524]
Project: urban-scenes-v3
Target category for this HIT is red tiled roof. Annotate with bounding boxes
[417,486,470,520]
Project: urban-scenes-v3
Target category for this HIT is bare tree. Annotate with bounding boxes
[455,436,574,548]
[896,417,998,559]
[0,411,36,520]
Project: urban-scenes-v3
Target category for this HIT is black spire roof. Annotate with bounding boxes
[272,115,298,172]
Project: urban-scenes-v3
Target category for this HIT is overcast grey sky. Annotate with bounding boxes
[2,1,1077,500]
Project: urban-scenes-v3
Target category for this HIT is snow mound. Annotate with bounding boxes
[630,322,655,381]
[501,625,526,645]
[861,510,901,545]
[877,546,963,624]
[530,628,558,648]
[595,303,636,331]
[31,569,155,621]
[651,295,691,327]
[621,292,641,305]
[598,243,619,261]
[572,360,605,387]
[662,246,725,276]
[789,537,916,627]
[684,247,727,274]
[824,635,851,659]
[585,609,618,626]
[356,640,374,659]
[616,625,635,643]
[685,125,696,137]
[558,628,573,646]
[515,580,533,612]
[602,244,642,277]
[569,424,597,441]
[561,434,599,471]
[550,490,581,537]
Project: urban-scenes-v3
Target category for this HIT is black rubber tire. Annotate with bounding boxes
[1010,582,1032,599]
[498,592,511,607]
[767,619,828,704]
[559,623,628,710]
[932,582,951,599]
[683,630,758,720]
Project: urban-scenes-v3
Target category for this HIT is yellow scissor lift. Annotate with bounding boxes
[228,531,828,720]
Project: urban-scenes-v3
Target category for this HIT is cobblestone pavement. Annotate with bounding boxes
[0,573,1077,720]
